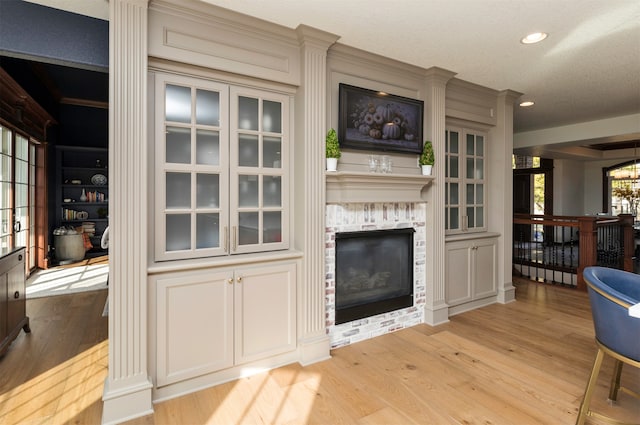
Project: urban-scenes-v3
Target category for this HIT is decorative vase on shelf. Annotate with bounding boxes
[326,158,338,172]
[79,188,88,202]
[421,165,433,176]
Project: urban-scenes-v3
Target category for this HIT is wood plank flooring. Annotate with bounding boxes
[1,279,639,424]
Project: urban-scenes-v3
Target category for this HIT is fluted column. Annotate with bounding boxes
[422,68,456,325]
[492,89,522,303]
[102,0,153,423]
[295,25,339,364]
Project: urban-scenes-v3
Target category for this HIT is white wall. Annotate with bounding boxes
[553,159,585,216]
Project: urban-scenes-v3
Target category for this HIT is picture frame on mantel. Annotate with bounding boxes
[338,83,424,155]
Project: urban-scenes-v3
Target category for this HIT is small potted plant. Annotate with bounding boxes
[325,128,341,172]
[419,140,435,175]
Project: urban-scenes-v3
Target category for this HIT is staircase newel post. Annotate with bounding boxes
[577,216,598,291]
[619,214,634,272]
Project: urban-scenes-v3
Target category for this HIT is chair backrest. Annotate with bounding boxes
[583,266,640,362]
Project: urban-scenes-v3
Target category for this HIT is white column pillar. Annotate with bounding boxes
[492,89,522,304]
[422,68,456,325]
[102,0,153,423]
[294,25,339,365]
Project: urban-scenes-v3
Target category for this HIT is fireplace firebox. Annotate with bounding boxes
[335,228,414,324]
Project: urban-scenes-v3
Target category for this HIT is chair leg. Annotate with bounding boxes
[577,348,605,425]
[608,359,623,402]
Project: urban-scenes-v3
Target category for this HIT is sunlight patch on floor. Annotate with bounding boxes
[0,340,108,424]
[26,263,108,297]
[203,366,322,424]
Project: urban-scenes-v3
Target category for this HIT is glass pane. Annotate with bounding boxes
[477,184,484,204]
[262,100,281,133]
[467,207,475,228]
[196,130,219,165]
[166,214,191,251]
[166,172,191,209]
[450,182,459,205]
[196,213,219,249]
[238,96,259,130]
[238,134,259,167]
[0,155,11,181]
[166,127,191,164]
[238,212,259,245]
[466,184,474,205]
[15,160,28,184]
[263,176,281,207]
[0,126,11,155]
[476,158,484,179]
[0,183,9,210]
[166,84,191,123]
[0,209,10,236]
[450,207,459,230]
[263,211,282,243]
[15,135,28,161]
[466,158,474,181]
[477,136,484,156]
[196,173,219,208]
[15,183,27,208]
[0,235,9,251]
[238,175,259,207]
[449,155,458,178]
[466,134,474,155]
[477,207,484,227]
[445,182,449,204]
[450,131,459,154]
[445,207,449,229]
[196,89,219,126]
[263,136,281,168]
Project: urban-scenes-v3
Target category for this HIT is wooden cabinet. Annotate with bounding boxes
[56,146,109,258]
[154,262,296,387]
[0,247,30,355]
[445,236,497,313]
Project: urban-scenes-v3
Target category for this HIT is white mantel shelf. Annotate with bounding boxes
[325,170,434,203]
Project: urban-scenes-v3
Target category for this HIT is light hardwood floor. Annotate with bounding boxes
[1,279,638,424]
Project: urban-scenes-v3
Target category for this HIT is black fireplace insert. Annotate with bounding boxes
[335,228,414,324]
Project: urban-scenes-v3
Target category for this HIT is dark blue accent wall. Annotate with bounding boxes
[0,0,108,71]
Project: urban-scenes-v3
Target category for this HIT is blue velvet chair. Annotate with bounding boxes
[576,266,640,425]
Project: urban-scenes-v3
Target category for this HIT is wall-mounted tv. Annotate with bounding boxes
[338,83,424,155]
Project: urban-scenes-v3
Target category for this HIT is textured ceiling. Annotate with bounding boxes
[25,0,640,153]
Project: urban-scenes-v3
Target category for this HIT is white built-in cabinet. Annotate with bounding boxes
[154,262,296,387]
[150,70,297,390]
[154,72,289,262]
[445,235,498,312]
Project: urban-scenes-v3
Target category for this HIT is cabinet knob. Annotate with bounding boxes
[14,291,20,299]
[227,278,233,285]
[236,276,242,283]
[18,254,23,261]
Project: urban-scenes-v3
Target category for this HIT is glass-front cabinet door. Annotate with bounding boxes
[230,87,288,254]
[445,126,486,234]
[155,73,289,261]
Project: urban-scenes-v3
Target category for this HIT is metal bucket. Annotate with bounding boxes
[54,234,85,262]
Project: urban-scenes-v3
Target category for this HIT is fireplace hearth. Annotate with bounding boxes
[335,228,414,324]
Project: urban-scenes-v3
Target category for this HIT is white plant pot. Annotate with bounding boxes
[421,164,433,175]
[326,157,338,172]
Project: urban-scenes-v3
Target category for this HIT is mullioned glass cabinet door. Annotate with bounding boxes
[155,73,230,261]
[229,86,289,254]
[445,127,487,234]
[154,73,290,261]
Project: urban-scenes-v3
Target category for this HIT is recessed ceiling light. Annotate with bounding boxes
[521,32,548,44]
[519,101,535,107]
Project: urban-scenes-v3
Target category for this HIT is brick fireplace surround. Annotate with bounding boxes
[325,202,427,348]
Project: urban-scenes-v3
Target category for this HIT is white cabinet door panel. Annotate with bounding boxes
[234,263,296,364]
[156,270,233,386]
